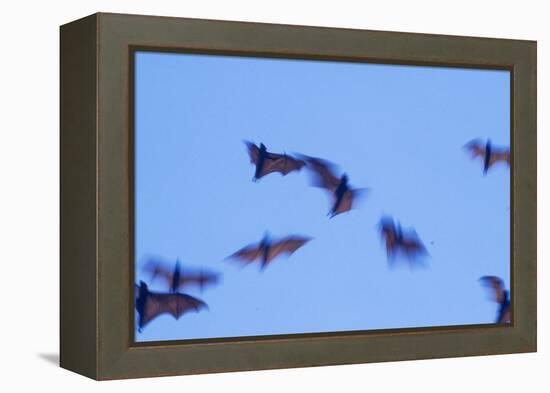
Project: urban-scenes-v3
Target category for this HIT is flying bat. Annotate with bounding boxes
[142,257,220,293]
[227,233,312,270]
[479,275,511,324]
[300,154,367,218]
[244,141,305,181]
[378,215,428,265]
[135,281,208,332]
[464,138,510,174]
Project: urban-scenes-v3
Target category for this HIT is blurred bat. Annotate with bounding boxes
[227,233,312,270]
[245,141,305,181]
[464,139,510,174]
[479,275,511,324]
[135,281,207,332]
[300,154,367,218]
[142,257,220,293]
[378,215,427,265]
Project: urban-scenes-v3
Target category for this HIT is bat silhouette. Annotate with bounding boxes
[227,233,312,270]
[378,215,427,265]
[464,139,510,174]
[300,154,367,218]
[135,281,208,332]
[142,257,219,293]
[245,141,305,181]
[479,275,511,324]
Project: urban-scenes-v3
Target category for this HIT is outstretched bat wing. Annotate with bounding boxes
[227,243,263,264]
[244,141,260,164]
[488,149,511,167]
[142,257,175,288]
[259,153,305,177]
[179,271,220,289]
[332,188,368,217]
[464,139,486,160]
[140,292,207,329]
[266,236,311,263]
[400,232,428,257]
[301,155,341,192]
[498,305,511,324]
[480,275,506,304]
[379,217,398,257]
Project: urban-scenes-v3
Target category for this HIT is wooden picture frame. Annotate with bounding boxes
[60,12,536,380]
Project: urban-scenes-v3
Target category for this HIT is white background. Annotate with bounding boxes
[0,0,545,391]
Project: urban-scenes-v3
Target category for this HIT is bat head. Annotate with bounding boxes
[169,259,182,292]
[259,143,267,152]
[395,222,404,242]
[378,215,396,235]
[136,281,150,305]
[174,259,182,275]
[261,232,271,245]
[341,173,349,184]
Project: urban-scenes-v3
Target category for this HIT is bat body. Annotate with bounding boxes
[378,216,427,265]
[464,139,510,174]
[245,141,305,181]
[300,155,367,218]
[227,233,311,269]
[143,258,220,292]
[480,275,511,324]
[135,281,207,331]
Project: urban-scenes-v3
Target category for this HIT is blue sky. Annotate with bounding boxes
[134,51,510,342]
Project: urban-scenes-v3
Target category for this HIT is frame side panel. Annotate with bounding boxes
[511,43,537,350]
[60,14,99,379]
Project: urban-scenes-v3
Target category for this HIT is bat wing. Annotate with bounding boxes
[464,139,486,160]
[142,257,175,288]
[227,243,263,264]
[399,229,427,255]
[259,153,305,177]
[488,149,511,167]
[244,141,261,165]
[265,236,311,263]
[379,218,398,257]
[480,276,506,304]
[498,304,511,324]
[301,155,341,192]
[178,271,220,289]
[140,292,207,328]
[332,188,368,216]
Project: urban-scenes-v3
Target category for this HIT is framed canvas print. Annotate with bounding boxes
[60,13,536,380]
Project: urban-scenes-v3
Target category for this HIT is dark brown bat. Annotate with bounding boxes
[227,233,312,270]
[300,154,367,218]
[378,215,427,265]
[142,258,220,293]
[479,275,511,324]
[245,141,305,181]
[135,281,207,331]
[464,139,510,174]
